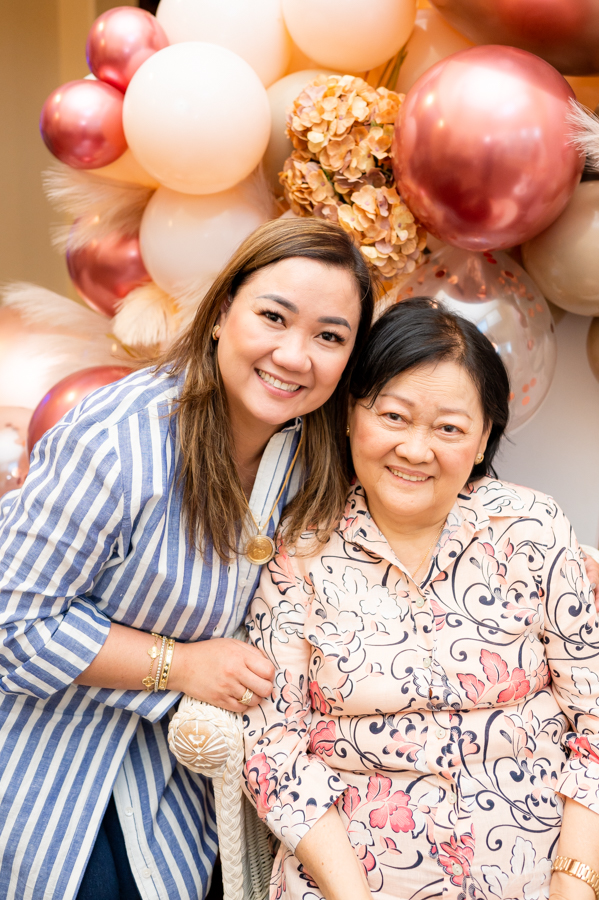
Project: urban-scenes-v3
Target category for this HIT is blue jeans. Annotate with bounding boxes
[76,796,142,900]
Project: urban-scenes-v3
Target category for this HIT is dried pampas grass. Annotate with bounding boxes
[112,284,180,349]
[44,162,155,252]
[567,97,599,172]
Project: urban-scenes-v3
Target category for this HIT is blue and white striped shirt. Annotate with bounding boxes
[0,367,302,900]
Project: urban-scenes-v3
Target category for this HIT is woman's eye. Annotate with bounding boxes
[262,310,284,324]
[320,331,344,344]
[440,424,461,434]
[385,412,404,423]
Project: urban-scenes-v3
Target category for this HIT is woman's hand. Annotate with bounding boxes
[170,638,275,713]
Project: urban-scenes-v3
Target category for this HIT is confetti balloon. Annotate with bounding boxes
[40,79,127,169]
[86,6,169,93]
[67,228,152,317]
[430,0,599,76]
[0,407,32,499]
[395,246,557,431]
[392,46,583,251]
[27,366,132,454]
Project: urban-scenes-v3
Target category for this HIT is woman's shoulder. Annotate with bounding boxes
[466,475,563,526]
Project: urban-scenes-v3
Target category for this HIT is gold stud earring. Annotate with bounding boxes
[212,325,220,341]
[475,453,484,464]
[346,424,350,436]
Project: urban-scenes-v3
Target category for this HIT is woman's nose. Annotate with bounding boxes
[270,334,312,374]
[394,428,434,464]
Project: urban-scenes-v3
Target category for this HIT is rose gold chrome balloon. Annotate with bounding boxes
[86,7,169,94]
[27,366,132,454]
[392,45,584,251]
[67,229,151,317]
[40,80,127,169]
[430,0,599,76]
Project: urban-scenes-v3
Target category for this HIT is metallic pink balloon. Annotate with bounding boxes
[27,366,132,454]
[40,80,127,169]
[67,230,152,317]
[86,7,169,94]
[431,0,599,76]
[392,46,584,251]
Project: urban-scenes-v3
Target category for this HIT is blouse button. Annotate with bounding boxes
[435,727,446,739]
[125,807,134,816]
[423,656,432,668]
[415,597,425,608]
[448,789,457,804]
[142,869,153,879]
[452,864,463,876]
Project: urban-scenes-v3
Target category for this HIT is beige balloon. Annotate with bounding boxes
[588,317,599,382]
[156,0,291,88]
[282,0,417,73]
[264,69,336,195]
[522,182,599,317]
[92,149,160,188]
[395,8,473,95]
[285,40,319,74]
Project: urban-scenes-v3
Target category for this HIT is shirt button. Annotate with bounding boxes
[452,863,463,876]
[448,790,457,804]
[435,727,446,739]
[423,657,432,668]
[142,869,152,878]
[415,597,425,608]
[125,807,134,816]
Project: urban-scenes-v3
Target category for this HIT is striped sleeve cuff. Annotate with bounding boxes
[0,597,111,698]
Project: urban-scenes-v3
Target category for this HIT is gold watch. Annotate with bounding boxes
[552,856,599,898]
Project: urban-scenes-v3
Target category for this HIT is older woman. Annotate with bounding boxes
[244,298,599,900]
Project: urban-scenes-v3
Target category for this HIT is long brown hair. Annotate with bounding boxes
[159,217,375,560]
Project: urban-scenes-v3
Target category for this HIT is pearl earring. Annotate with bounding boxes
[475,453,484,464]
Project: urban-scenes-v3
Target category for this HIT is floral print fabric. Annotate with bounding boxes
[243,478,599,900]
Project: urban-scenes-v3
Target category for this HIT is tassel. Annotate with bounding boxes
[112,283,179,349]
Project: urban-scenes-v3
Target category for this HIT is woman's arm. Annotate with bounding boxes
[74,622,274,712]
[295,807,372,900]
[551,798,599,900]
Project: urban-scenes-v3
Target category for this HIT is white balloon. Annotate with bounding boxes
[282,0,417,73]
[140,181,272,296]
[264,69,336,194]
[123,43,271,195]
[156,0,291,88]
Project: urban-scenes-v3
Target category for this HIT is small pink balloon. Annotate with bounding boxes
[67,229,152,317]
[28,366,133,454]
[392,45,584,251]
[87,7,169,94]
[40,79,127,169]
[0,407,32,498]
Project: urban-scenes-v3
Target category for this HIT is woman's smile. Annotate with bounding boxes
[256,368,304,396]
[387,465,431,483]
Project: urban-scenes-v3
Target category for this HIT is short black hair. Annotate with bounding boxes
[350,297,511,481]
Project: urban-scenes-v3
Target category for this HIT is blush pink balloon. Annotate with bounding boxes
[27,366,132,454]
[87,7,169,94]
[392,45,584,251]
[40,79,127,169]
[430,0,599,76]
[67,230,152,317]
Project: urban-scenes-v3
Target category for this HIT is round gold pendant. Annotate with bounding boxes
[245,534,276,565]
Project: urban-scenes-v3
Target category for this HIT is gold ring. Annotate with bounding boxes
[239,688,253,706]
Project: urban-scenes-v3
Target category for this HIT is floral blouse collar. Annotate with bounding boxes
[339,477,532,579]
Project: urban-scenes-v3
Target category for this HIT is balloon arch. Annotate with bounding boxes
[2,0,599,494]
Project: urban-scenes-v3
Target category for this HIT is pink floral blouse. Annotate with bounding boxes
[243,478,598,900]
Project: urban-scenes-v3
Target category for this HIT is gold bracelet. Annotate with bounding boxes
[153,634,168,693]
[142,633,161,691]
[158,638,176,691]
[552,856,599,899]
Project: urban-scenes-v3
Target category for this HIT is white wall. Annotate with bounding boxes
[498,312,599,547]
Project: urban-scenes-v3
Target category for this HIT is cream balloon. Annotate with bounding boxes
[522,182,599,317]
[282,0,417,73]
[92,148,160,188]
[123,43,271,195]
[285,40,319,74]
[156,0,291,88]
[264,69,336,194]
[395,8,473,95]
[588,318,599,383]
[139,181,272,296]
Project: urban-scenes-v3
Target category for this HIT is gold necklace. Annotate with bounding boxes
[411,520,446,582]
[243,433,303,565]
